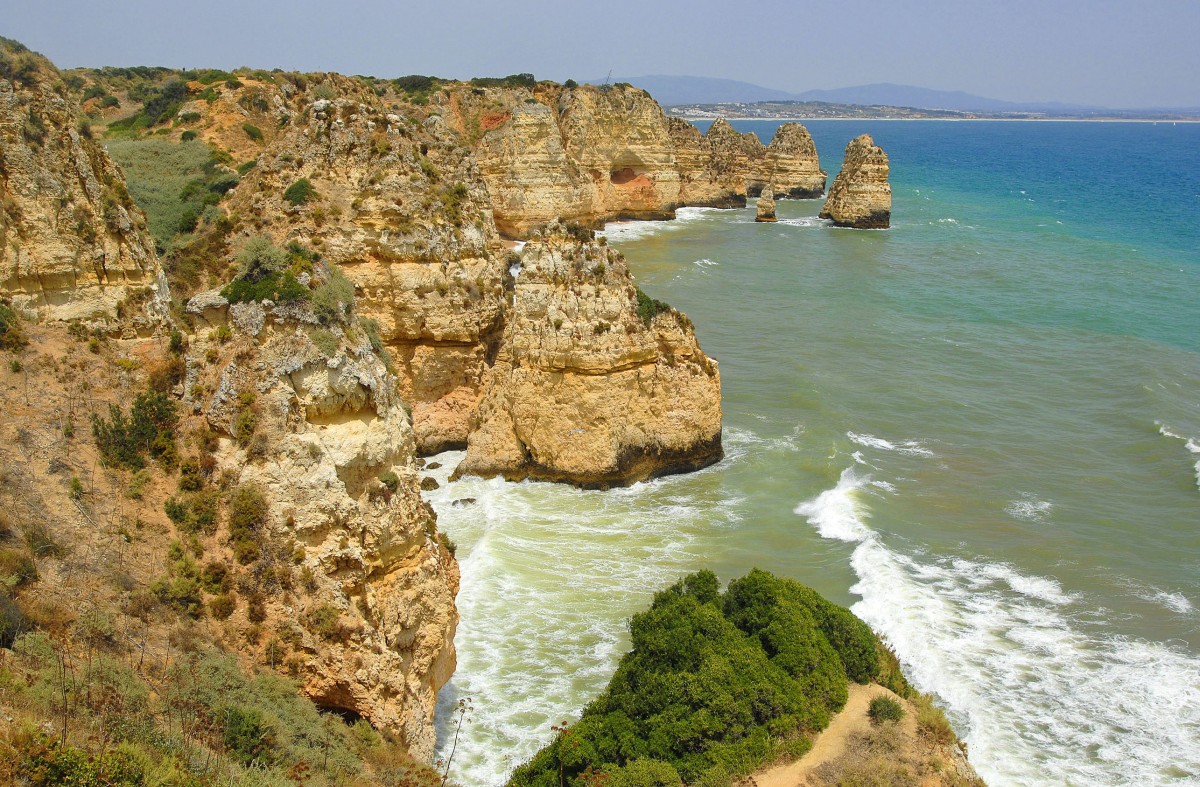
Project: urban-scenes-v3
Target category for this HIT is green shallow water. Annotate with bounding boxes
[431,122,1200,786]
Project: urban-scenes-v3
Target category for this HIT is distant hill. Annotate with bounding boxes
[598,75,1113,114]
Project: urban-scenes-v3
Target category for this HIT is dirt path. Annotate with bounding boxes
[753,683,907,787]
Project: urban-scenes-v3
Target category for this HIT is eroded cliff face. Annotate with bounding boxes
[0,43,162,324]
[820,133,891,229]
[457,86,824,238]
[186,281,459,760]
[220,76,509,454]
[454,221,722,488]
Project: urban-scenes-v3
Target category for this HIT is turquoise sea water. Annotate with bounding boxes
[431,121,1200,786]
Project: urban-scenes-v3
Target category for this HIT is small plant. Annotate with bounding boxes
[305,604,342,640]
[9,359,21,372]
[180,129,197,142]
[69,476,84,500]
[241,122,263,142]
[635,287,671,326]
[210,593,236,620]
[868,695,905,725]
[228,484,268,564]
[282,177,315,206]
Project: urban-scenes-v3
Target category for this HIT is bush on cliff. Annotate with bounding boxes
[507,569,882,787]
[91,390,179,471]
[221,236,308,305]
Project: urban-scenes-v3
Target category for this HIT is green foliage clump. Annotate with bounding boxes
[227,484,268,564]
[241,122,263,142]
[91,390,179,471]
[221,237,308,305]
[223,706,276,766]
[283,177,316,206]
[439,182,469,226]
[0,303,29,351]
[868,695,905,725]
[635,287,671,326]
[108,78,187,132]
[103,138,236,252]
[508,569,881,787]
[310,265,355,324]
[470,73,537,88]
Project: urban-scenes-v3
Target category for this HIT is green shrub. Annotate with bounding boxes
[635,287,671,326]
[310,265,355,324]
[0,303,29,351]
[565,79,579,89]
[306,604,342,640]
[241,122,263,142]
[179,111,201,123]
[99,94,119,108]
[91,390,178,471]
[180,129,197,142]
[868,695,905,725]
[439,182,469,225]
[150,574,203,617]
[209,593,236,620]
[223,706,276,765]
[282,177,315,206]
[227,484,268,565]
[507,569,878,787]
[221,237,308,305]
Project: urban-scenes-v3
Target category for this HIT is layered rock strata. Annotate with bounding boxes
[187,279,459,760]
[820,134,891,229]
[755,185,777,222]
[220,77,508,454]
[453,222,722,488]
[456,85,824,237]
[0,42,162,323]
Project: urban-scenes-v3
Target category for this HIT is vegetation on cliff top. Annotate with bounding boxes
[507,569,904,787]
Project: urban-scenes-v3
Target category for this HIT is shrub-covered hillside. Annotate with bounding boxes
[507,569,908,787]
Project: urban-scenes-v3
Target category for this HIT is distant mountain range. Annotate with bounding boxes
[587,75,1195,115]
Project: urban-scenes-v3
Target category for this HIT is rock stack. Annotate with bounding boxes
[755,185,777,222]
[820,134,891,229]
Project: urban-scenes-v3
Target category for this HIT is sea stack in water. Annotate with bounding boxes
[820,134,891,229]
[755,185,777,222]
[453,221,723,489]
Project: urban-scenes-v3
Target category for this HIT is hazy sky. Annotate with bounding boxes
[5,0,1198,108]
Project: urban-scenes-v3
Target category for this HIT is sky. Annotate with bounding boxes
[4,0,1199,108]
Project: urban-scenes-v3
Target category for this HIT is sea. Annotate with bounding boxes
[429,120,1200,786]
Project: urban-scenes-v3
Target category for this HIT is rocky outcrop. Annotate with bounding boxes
[0,41,162,324]
[453,221,722,488]
[219,77,508,454]
[760,122,825,198]
[188,276,458,760]
[458,85,824,237]
[755,185,777,222]
[820,134,891,229]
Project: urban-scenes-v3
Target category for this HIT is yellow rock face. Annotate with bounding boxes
[454,222,723,488]
[463,87,825,237]
[820,134,891,229]
[192,294,459,761]
[0,46,162,324]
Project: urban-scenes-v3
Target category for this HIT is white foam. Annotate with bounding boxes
[1117,576,1196,616]
[777,217,828,228]
[692,258,718,268]
[847,431,936,457]
[798,466,1200,786]
[1004,494,1053,522]
[599,207,726,243]
[429,448,749,785]
[1155,421,1200,491]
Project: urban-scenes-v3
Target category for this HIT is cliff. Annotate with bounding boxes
[455,85,825,237]
[755,185,777,222]
[214,75,509,455]
[820,134,891,229]
[453,222,722,488]
[0,40,162,325]
[184,264,459,759]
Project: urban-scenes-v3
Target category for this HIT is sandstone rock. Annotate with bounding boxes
[197,285,458,761]
[453,221,722,488]
[755,186,777,222]
[0,42,164,324]
[820,134,891,229]
[761,123,826,198]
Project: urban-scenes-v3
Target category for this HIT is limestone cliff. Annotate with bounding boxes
[820,134,891,229]
[218,76,508,454]
[453,222,722,488]
[457,85,824,237]
[185,269,458,759]
[0,40,162,324]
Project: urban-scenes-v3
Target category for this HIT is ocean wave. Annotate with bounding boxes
[1155,421,1200,491]
[427,449,747,785]
[1117,576,1196,615]
[797,466,1200,786]
[847,431,936,457]
[777,217,828,228]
